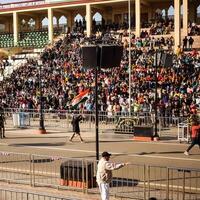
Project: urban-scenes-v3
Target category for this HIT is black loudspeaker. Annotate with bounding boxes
[82,45,123,69]
[82,46,98,69]
[100,45,123,68]
[134,126,154,137]
[161,53,173,67]
[60,160,93,181]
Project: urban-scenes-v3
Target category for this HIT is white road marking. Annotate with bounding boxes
[0,143,8,146]
[19,145,200,162]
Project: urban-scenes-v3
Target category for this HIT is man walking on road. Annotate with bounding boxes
[69,114,84,143]
[0,106,5,139]
[96,151,129,200]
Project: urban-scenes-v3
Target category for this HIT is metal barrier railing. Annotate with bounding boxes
[147,166,200,200]
[3,110,186,138]
[0,152,31,185]
[0,151,199,200]
[178,121,190,143]
[0,187,71,200]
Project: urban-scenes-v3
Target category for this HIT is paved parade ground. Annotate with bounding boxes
[0,126,200,200]
[0,127,200,169]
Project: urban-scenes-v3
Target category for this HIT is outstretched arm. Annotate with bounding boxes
[105,162,129,170]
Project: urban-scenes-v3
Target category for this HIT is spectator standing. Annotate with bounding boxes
[96,151,129,200]
[69,114,84,143]
[188,36,194,49]
[182,36,188,51]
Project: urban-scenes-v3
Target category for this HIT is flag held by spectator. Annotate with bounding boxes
[71,89,90,108]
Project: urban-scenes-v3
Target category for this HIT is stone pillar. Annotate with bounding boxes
[183,0,188,36]
[48,8,53,44]
[174,0,181,49]
[86,3,91,37]
[135,0,141,37]
[13,12,18,46]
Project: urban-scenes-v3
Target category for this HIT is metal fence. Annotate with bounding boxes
[0,188,73,200]
[0,151,199,200]
[3,109,187,138]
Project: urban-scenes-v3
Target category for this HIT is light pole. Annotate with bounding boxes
[128,0,132,116]
[95,65,99,161]
[38,60,46,134]
[154,50,160,140]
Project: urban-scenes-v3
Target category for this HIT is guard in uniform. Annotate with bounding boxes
[0,106,5,138]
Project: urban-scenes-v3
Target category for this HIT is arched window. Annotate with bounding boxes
[59,16,67,25]
[197,4,200,16]
[53,16,57,25]
[168,5,174,19]
[42,17,48,28]
[20,19,26,30]
[74,14,83,22]
[162,9,166,18]
[28,18,35,29]
[93,12,102,25]
[21,19,26,25]
[0,24,5,32]
[181,4,183,15]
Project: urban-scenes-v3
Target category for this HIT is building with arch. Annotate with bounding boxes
[0,0,199,49]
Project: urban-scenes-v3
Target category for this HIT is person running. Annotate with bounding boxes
[69,114,84,143]
[184,115,200,155]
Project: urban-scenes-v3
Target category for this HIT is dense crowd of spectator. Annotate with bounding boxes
[123,35,174,50]
[189,23,200,36]
[0,30,200,120]
[149,20,173,35]
[74,17,174,36]
[0,59,10,77]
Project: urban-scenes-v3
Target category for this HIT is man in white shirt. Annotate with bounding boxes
[96,151,129,200]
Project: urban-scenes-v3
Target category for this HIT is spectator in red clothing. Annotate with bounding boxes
[184,116,200,156]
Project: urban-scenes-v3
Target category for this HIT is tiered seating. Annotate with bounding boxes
[18,31,49,48]
[0,33,14,48]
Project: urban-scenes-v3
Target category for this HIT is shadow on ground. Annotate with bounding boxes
[9,142,66,147]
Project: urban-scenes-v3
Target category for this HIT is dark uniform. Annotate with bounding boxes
[0,107,5,138]
[69,115,84,143]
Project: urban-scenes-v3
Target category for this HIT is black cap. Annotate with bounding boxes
[102,151,111,157]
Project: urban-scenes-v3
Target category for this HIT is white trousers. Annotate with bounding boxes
[98,183,110,200]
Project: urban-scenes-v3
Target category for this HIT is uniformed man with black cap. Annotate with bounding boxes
[96,151,129,200]
[0,106,5,139]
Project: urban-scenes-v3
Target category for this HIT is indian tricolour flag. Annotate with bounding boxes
[71,89,90,108]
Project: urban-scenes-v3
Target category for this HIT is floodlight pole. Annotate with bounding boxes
[154,50,159,139]
[128,0,132,115]
[95,66,99,161]
[38,61,46,134]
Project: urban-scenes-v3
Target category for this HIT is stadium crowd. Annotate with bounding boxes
[189,22,200,36]
[0,29,200,119]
